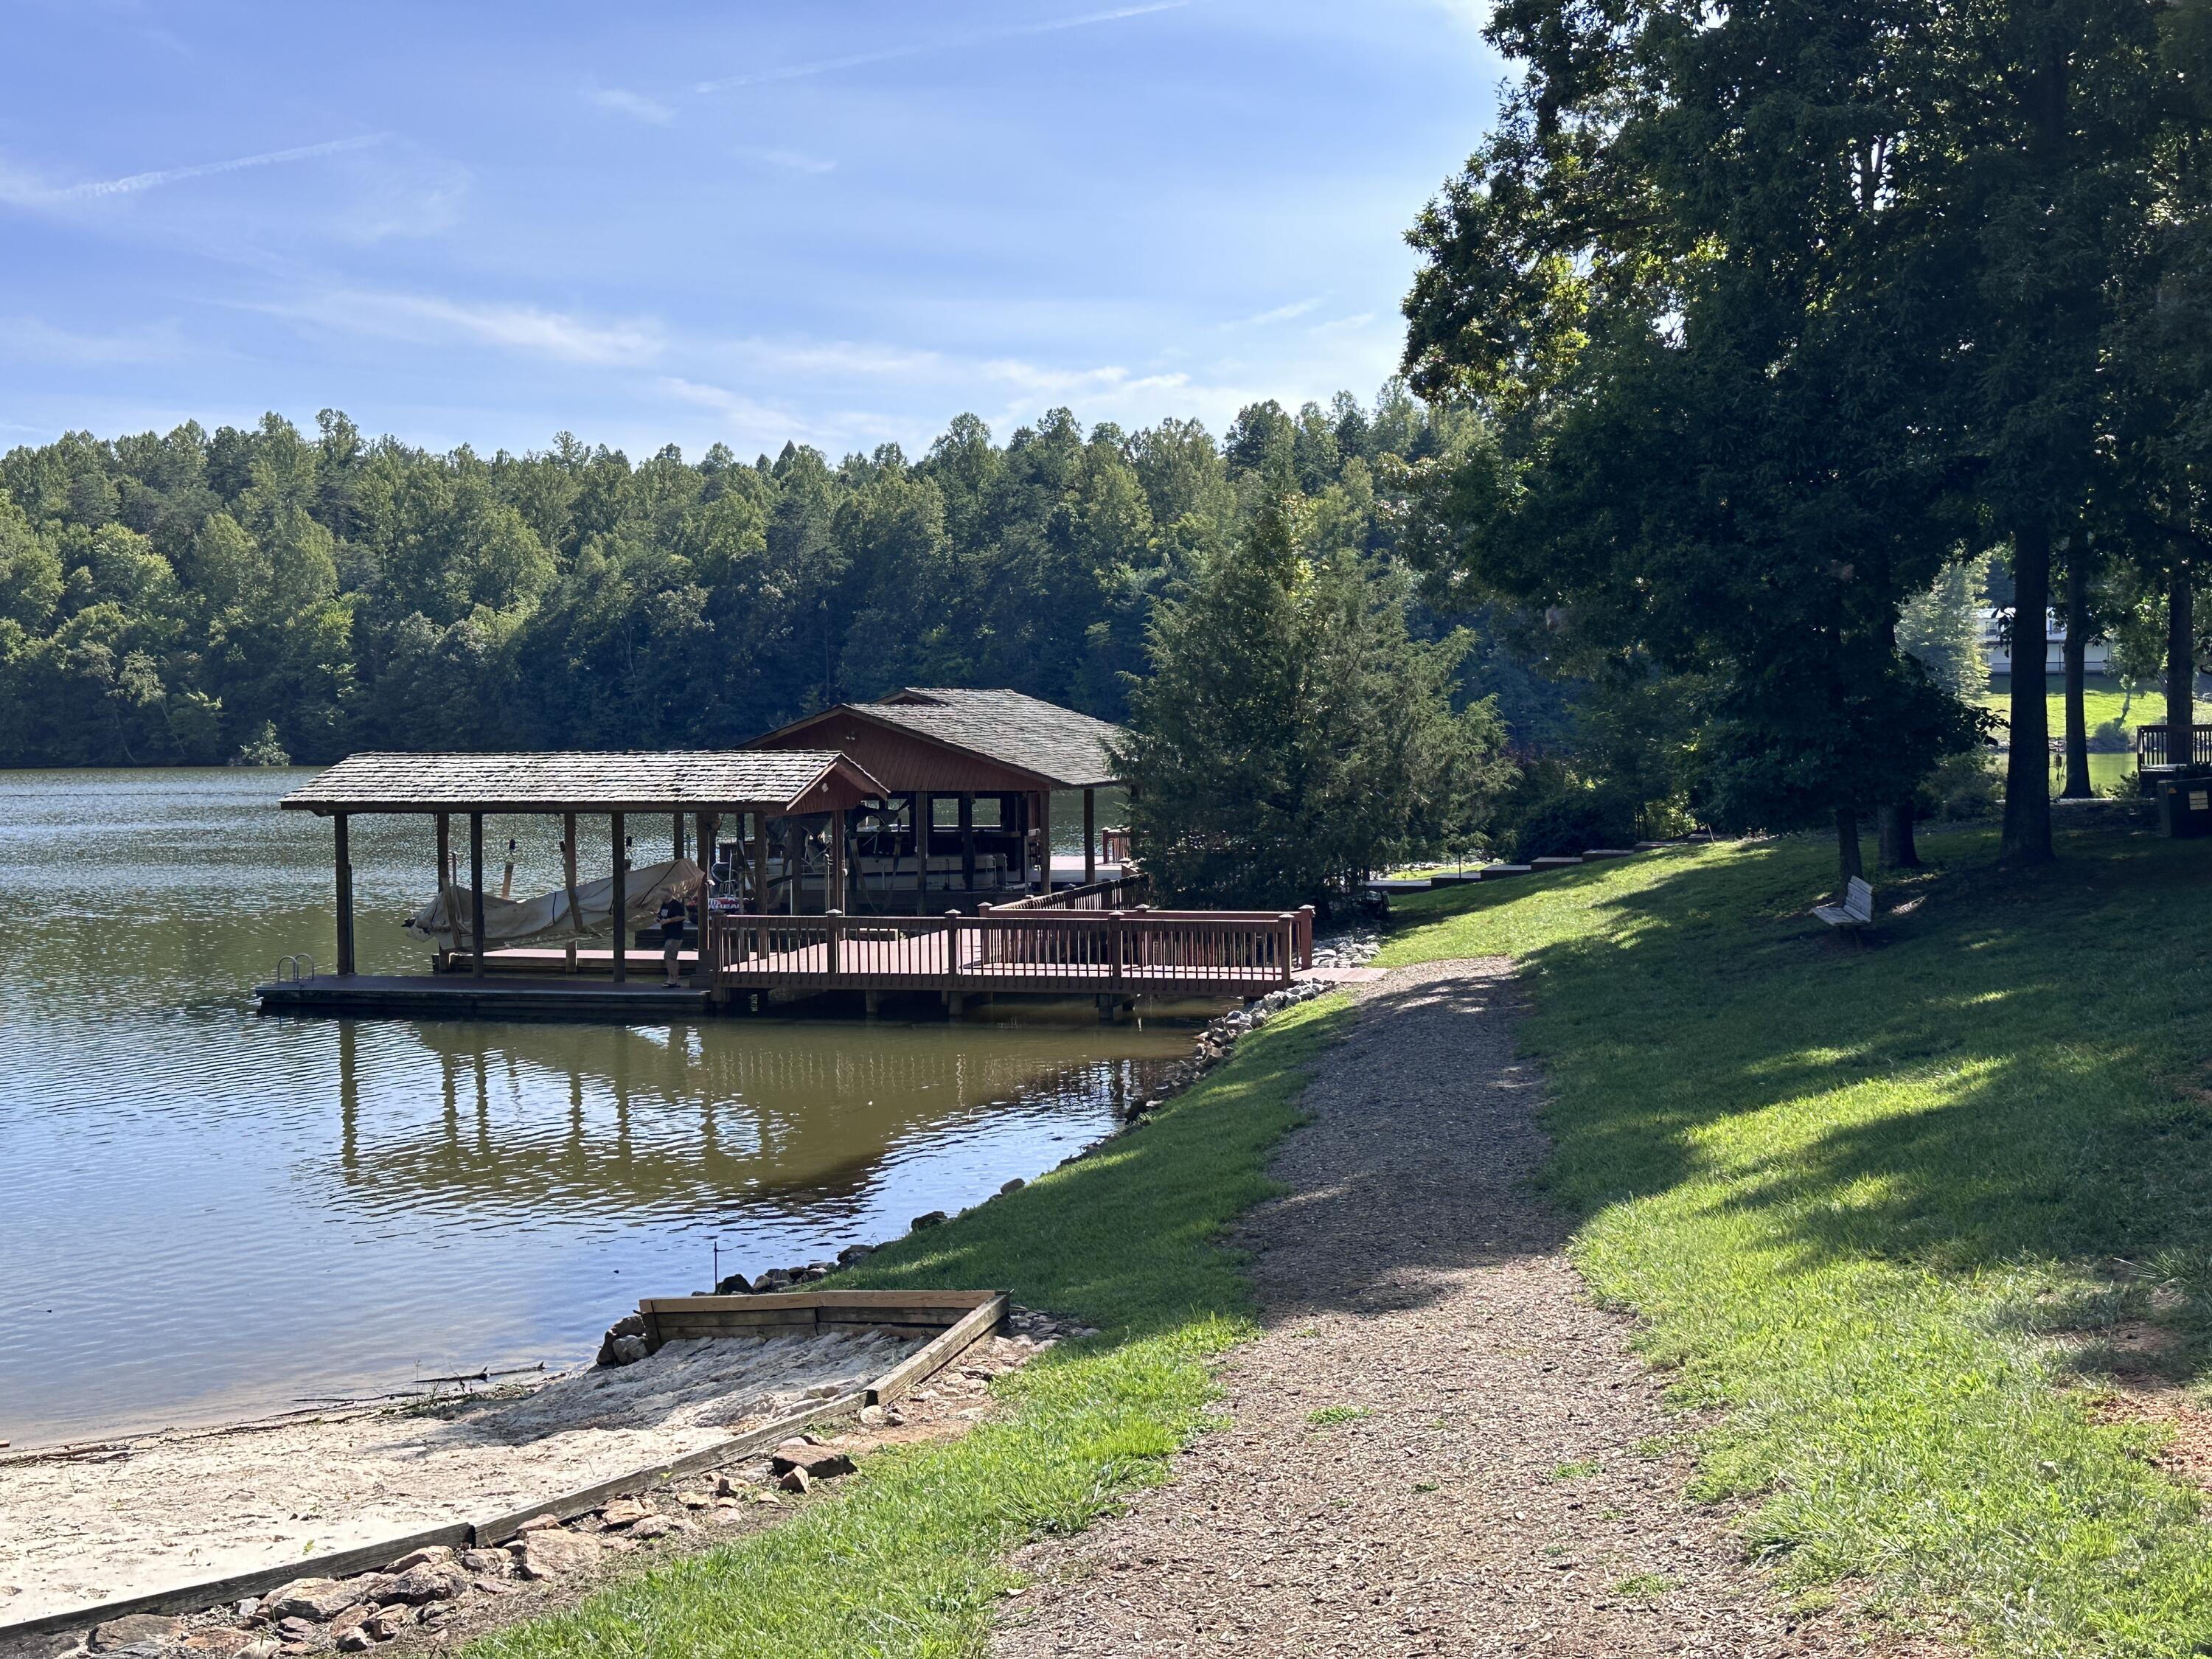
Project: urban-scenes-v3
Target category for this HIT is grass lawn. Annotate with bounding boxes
[1980,674,2211,737]
[468,995,1346,1659]
[1380,825,2212,1655]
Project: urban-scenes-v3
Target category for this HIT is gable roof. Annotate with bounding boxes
[751,689,1124,789]
[281,750,884,815]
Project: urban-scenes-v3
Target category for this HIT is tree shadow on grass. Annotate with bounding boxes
[847,823,2212,1371]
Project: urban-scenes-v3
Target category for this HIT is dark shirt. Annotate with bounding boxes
[658,898,687,944]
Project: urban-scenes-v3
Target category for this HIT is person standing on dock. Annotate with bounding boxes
[658,892,689,987]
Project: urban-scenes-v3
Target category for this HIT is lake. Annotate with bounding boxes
[0,770,1194,1450]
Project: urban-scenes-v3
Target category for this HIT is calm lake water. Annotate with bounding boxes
[0,771,1194,1449]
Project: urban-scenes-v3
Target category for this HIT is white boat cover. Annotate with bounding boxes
[404,858,703,951]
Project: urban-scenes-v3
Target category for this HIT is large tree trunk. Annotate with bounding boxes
[2060,539,2092,799]
[1878,613,1920,867]
[2003,523,2054,863]
[1877,803,1918,869]
[2168,554,2195,770]
[1835,806,1863,894]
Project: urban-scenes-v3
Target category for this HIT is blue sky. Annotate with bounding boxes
[0,2,1500,461]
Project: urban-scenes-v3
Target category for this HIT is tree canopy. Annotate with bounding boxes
[0,390,1475,768]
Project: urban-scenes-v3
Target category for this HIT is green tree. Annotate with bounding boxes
[1116,496,1507,910]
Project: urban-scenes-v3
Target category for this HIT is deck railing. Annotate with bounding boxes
[2138,723,2212,769]
[712,904,1313,991]
[990,873,1152,911]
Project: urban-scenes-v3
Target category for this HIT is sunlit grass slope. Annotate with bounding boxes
[470,996,1344,1659]
[1381,827,2212,1655]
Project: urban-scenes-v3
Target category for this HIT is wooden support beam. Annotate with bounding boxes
[1037,789,1052,895]
[333,813,356,976]
[753,813,770,917]
[672,813,685,863]
[829,813,847,914]
[563,812,580,975]
[697,811,716,981]
[468,812,487,981]
[611,812,627,984]
[914,793,931,900]
[432,813,453,971]
[959,793,975,892]
[1083,787,1096,885]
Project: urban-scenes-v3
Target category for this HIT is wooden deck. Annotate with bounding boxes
[257,905,1318,1022]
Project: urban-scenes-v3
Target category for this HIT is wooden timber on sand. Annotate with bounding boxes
[0,1290,1008,1644]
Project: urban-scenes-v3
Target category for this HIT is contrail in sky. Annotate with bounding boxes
[694,2,1189,94]
[43,133,388,201]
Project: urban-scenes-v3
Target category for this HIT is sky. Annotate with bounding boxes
[0,1,1503,462]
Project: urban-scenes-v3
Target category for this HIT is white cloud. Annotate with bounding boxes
[272,290,665,366]
[0,133,389,206]
[1231,296,1324,327]
[979,358,1192,399]
[694,2,1189,94]
[1310,311,1377,333]
[0,316,196,364]
[585,87,675,125]
[734,145,836,176]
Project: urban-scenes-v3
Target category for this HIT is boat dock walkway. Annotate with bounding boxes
[257,905,1321,1023]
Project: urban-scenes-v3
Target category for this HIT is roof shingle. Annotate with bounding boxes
[863,689,1124,787]
[282,751,876,813]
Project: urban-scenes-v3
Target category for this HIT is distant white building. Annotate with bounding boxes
[1975,608,2111,677]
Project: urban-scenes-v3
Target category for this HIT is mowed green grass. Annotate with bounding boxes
[469,995,1346,1659]
[1380,827,2212,1655]
[1979,674,2211,736]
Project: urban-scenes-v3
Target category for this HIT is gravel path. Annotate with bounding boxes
[995,961,1927,1658]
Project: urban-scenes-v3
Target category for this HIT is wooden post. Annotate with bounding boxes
[1278,913,1297,987]
[333,813,355,977]
[944,908,963,1018]
[1083,787,1096,886]
[914,793,931,904]
[827,813,846,913]
[697,810,716,981]
[563,812,580,974]
[959,793,976,893]
[468,812,487,981]
[611,812,627,984]
[1037,790,1053,896]
[672,813,685,863]
[432,813,453,971]
[753,813,771,917]
[1109,909,1124,990]
[826,908,843,977]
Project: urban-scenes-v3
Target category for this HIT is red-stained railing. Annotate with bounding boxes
[712,904,1314,992]
[990,873,1152,912]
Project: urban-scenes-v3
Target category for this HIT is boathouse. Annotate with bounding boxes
[260,699,1314,1023]
[745,687,1124,902]
[279,748,888,984]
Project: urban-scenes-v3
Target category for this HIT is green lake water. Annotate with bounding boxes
[0,770,1196,1449]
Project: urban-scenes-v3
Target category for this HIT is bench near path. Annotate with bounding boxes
[993,961,1928,1658]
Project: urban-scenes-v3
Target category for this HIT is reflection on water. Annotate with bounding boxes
[0,771,1193,1448]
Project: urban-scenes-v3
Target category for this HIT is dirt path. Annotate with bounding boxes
[995,961,1913,1658]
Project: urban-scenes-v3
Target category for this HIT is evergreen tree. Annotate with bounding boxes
[1116,495,1508,910]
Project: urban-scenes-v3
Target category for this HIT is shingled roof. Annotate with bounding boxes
[862,689,1124,787]
[282,750,884,815]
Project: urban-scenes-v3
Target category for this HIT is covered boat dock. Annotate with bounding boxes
[259,733,1315,1023]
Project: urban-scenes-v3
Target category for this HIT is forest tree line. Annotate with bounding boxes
[0,387,1484,771]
